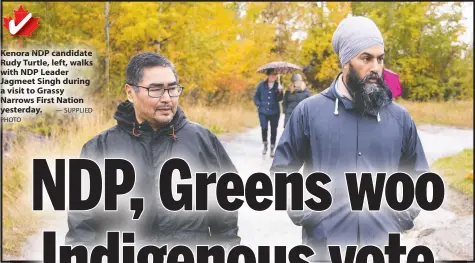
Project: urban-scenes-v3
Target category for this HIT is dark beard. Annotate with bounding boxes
[345,64,393,115]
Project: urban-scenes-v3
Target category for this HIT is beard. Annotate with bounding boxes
[135,98,178,130]
[152,102,177,125]
[345,64,393,115]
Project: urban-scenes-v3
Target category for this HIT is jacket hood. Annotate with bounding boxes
[114,100,188,138]
[321,72,392,122]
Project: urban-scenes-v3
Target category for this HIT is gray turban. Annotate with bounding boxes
[332,16,384,66]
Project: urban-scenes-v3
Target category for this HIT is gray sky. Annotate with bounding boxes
[461,2,473,44]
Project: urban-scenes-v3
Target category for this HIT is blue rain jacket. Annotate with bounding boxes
[254,79,284,116]
[271,73,429,260]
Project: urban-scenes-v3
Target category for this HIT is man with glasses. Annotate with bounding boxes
[66,52,240,250]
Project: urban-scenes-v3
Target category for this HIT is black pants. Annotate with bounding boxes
[259,113,279,145]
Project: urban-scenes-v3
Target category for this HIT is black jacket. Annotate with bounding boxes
[65,101,240,248]
[282,88,312,126]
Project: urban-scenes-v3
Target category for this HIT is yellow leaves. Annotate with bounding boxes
[300,3,345,88]
[326,2,351,25]
[315,54,339,82]
[3,2,469,102]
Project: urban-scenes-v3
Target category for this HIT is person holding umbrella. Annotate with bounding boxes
[255,61,302,157]
[253,68,283,157]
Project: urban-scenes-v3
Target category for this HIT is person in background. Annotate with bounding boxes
[254,69,283,157]
[282,73,312,128]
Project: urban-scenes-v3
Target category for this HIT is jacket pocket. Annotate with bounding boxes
[385,205,415,232]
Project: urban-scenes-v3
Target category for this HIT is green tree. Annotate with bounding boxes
[300,2,352,91]
[351,2,469,101]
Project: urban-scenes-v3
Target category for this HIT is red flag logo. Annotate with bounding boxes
[3,5,40,37]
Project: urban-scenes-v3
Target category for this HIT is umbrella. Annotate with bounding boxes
[257,61,302,75]
[383,69,402,98]
[257,61,302,88]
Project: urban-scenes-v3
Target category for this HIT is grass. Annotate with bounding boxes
[396,99,473,128]
[182,102,259,134]
[431,148,474,197]
[2,101,258,257]
[2,108,114,258]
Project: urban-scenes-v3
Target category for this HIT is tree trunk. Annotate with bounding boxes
[104,2,110,93]
[387,2,395,68]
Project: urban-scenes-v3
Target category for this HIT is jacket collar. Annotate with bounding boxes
[321,72,392,120]
[264,79,278,90]
[114,100,187,138]
[321,72,355,110]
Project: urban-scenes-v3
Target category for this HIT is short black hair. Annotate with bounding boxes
[126,52,178,91]
[266,68,276,75]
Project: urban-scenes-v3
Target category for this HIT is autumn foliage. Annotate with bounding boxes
[2,2,472,103]
[2,2,473,258]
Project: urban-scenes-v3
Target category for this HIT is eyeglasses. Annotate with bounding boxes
[127,83,184,98]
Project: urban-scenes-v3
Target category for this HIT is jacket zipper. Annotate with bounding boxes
[356,113,360,246]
